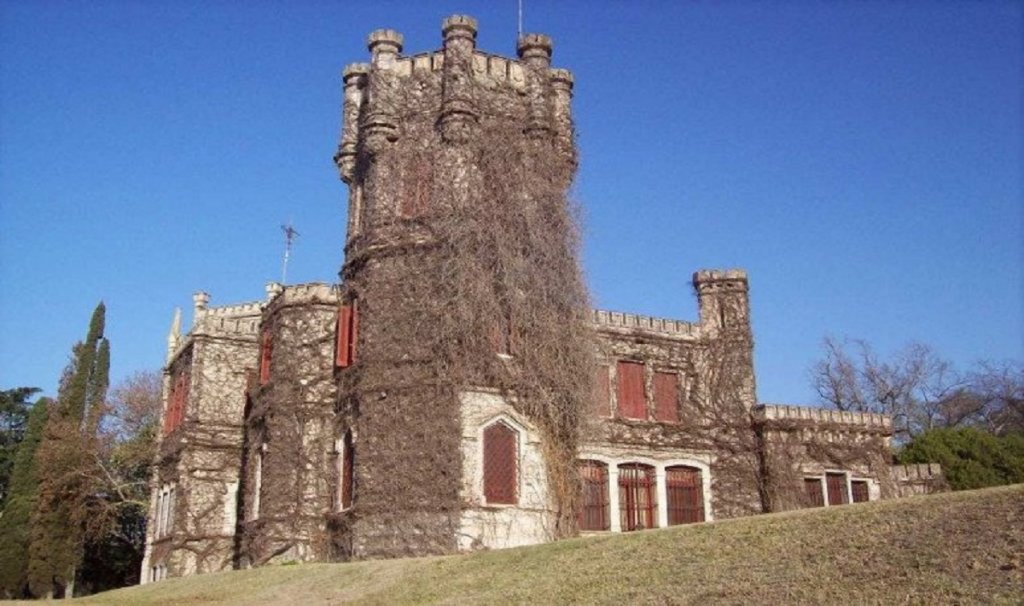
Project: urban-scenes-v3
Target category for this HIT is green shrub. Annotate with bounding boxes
[898,428,1024,490]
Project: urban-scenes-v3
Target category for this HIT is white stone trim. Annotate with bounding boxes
[578,453,713,531]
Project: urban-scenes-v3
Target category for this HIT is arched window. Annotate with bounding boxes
[483,421,518,505]
[666,465,704,525]
[579,460,609,531]
[618,463,656,531]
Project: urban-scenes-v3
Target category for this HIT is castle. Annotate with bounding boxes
[140,16,942,583]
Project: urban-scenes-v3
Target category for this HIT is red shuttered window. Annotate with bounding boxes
[653,371,679,423]
[483,422,518,505]
[164,371,189,435]
[616,361,646,419]
[335,301,359,368]
[666,466,704,525]
[851,480,869,503]
[593,365,611,418]
[259,330,273,385]
[619,463,657,531]
[804,478,825,507]
[579,460,609,531]
[826,472,849,506]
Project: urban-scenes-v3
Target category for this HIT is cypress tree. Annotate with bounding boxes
[28,302,109,598]
[0,397,51,598]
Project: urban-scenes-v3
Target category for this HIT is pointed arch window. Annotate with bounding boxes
[483,421,518,505]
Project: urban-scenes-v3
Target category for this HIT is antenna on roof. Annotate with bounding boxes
[517,0,524,40]
[280,220,299,284]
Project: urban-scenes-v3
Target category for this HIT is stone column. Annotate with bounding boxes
[608,465,621,532]
[656,467,669,528]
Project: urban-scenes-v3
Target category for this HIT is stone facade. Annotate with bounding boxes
[140,15,943,584]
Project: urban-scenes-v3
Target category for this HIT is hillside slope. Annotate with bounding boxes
[76,485,1024,605]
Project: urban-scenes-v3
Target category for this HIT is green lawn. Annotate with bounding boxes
[45,484,1024,605]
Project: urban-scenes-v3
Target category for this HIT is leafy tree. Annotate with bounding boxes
[898,427,1024,490]
[28,303,109,598]
[0,387,41,508]
[0,396,51,598]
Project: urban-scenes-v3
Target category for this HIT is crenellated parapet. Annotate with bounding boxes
[591,309,700,340]
[756,404,893,436]
[261,282,340,317]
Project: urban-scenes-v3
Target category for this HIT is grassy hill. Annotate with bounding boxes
[69,484,1024,605]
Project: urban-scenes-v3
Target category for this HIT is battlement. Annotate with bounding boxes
[264,282,339,313]
[890,463,943,482]
[756,404,892,431]
[591,309,699,338]
[693,269,748,293]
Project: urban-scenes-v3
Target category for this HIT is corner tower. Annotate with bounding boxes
[331,15,591,559]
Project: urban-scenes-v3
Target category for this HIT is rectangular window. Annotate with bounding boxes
[401,160,433,217]
[619,464,656,531]
[851,480,869,503]
[666,466,704,525]
[164,372,189,435]
[579,460,609,531]
[826,472,849,506]
[259,330,273,384]
[804,477,824,507]
[337,432,354,510]
[593,365,611,418]
[653,371,679,423]
[335,302,358,368]
[616,361,646,420]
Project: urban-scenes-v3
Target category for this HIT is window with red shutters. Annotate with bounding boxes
[804,478,825,507]
[619,463,656,531]
[335,302,358,368]
[826,472,849,506]
[400,159,432,217]
[616,361,646,419]
[653,371,679,423]
[666,466,704,525]
[579,460,609,531]
[259,330,273,385]
[483,421,518,505]
[164,371,189,435]
[593,365,611,418]
[851,480,869,503]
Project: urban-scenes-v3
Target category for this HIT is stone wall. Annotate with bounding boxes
[240,283,339,566]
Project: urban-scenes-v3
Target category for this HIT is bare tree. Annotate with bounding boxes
[811,337,1023,440]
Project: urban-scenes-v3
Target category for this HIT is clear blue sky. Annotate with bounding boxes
[1,1,1021,405]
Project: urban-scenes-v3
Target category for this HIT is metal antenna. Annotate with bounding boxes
[517,0,523,40]
[280,220,299,284]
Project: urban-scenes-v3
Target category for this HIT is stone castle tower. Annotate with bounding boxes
[141,13,929,584]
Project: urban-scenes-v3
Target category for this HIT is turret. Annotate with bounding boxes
[693,269,750,333]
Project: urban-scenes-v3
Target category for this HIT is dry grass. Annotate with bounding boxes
[39,484,1024,605]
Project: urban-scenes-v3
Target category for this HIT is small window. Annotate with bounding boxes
[666,466,704,525]
[851,480,869,503]
[826,472,849,506]
[804,477,825,507]
[618,463,656,531]
[259,330,273,384]
[163,371,189,435]
[335,302,359,368]
[483,421,518,505]
[400,159,432,217]
[578,460,609,531]
[490,312,513,356]
[593,365,611,418]
[653,371,679,423]
[616,361,646,420]
[337,431,354,510]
